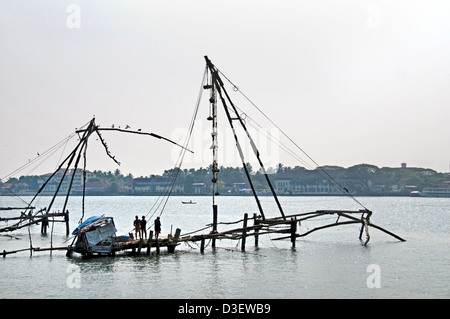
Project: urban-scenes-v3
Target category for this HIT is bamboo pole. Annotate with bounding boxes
[0,212,68,222]
[2,248,30,257]
[27,225,33,257]
[273,220,361,240]
[2,246,69,257]
[0,206,35,211]
[366,223,405,242]
[76,127,193,154]
[338,212,406,242]
[65,211,70,236]
[241,213,248,251]
[212,205,218,248]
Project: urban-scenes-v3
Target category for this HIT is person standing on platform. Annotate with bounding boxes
[134,215,141,239]
[140,216,147,240]
[155,216,161,240]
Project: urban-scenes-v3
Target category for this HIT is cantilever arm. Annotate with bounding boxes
[76,127,193,153]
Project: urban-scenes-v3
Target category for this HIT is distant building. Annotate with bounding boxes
[1,182,33,195]
[274,169,351,195]
[79,181,110,195]
[37,169,95,194]
[422,188,450,197]
[192,182,207,194]
[233,182,248,194]
[422,181,450,197]
[124,175,184,195]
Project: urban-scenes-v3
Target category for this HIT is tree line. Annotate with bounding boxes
[2,163,448,196]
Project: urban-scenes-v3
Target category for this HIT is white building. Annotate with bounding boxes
[38,169,95,194]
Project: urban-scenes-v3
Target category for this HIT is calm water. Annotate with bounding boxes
[0,195,448,299]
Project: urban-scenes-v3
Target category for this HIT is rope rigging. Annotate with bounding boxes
[204,56,288,220]
[0,129,80,190]
[126,66,207,235]
[212,61,368,211]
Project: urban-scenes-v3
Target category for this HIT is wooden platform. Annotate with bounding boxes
[117,228,181,255]
[2,209,405,258]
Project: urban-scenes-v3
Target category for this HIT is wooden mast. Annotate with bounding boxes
[204,56,287,220]
[204,56,266,220]
[207,61,220,247]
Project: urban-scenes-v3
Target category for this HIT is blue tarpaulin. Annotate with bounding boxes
[84,220,117,246]
[72,216,103,235]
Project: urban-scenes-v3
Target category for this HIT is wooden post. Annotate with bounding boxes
[156,236,160,255]
[290,218,297,248]
[65,211,70,236]
[362,218,370,246]
[212,204,218,248]
[66,236,76,257]
[241,213,248,251]
[253,213,259,248]
[168,228,181,253]
[174,228,181,239]
[146,231,153,255]
[28,226,33,257]
[200,237,205,253]
[137,239,143,255]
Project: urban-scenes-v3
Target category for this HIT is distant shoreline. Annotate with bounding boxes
[3,192,448,198]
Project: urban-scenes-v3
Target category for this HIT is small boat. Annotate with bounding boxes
[182,200,196,204]
[68,215,120,257]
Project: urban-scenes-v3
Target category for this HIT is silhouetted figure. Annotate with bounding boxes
[154,216,161,240]
[140,216,147,240]
[133,215,141,239]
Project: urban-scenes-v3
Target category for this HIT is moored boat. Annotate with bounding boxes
[68,215,119,257]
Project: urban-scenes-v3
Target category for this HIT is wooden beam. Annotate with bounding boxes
[273,220,361,240]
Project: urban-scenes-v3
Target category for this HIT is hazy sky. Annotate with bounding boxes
[1,0,449,180]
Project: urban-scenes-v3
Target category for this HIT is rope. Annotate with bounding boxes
[217,68,369,211]
[126,67,208,236]
[0,120,89,217]
[1,134,75,183]
[180,225,212,237]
